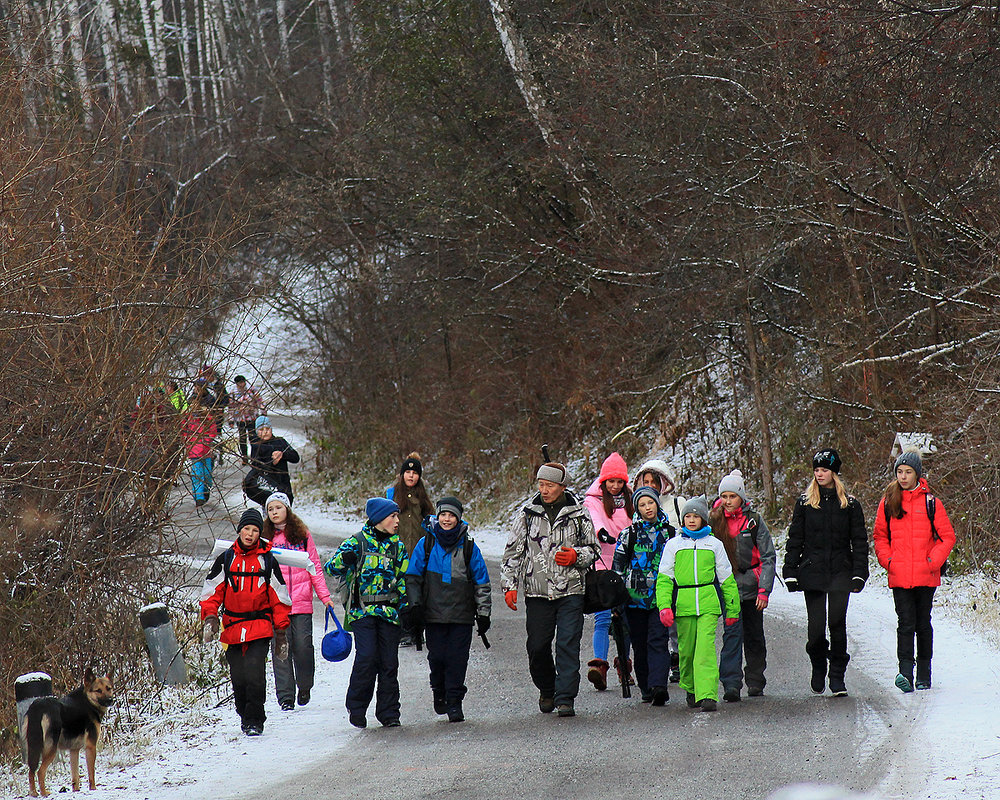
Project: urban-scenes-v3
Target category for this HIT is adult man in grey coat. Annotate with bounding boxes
[501,462,600,717]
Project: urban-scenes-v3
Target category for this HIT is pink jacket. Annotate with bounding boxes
[183,414,217,460]
[584,477,632,570]
[270,528,332,613]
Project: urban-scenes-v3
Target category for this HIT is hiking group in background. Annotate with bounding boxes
[201,444,955,735]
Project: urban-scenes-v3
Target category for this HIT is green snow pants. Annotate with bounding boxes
[676,613,720,703]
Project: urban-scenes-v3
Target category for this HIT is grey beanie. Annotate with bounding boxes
[536,462,569,485]
[436,496,464,520]
[718,469,747,501]
[894,450,923,480]
[680,496,711,527]
[632,486,660,508]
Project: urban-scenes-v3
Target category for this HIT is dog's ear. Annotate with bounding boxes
[106,667,114,682]
[84,667,96,686]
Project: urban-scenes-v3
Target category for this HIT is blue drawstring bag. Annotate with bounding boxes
[322,607,353,662]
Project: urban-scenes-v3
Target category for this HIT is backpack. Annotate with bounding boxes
[883,494,947,576]
[219,547,279,624]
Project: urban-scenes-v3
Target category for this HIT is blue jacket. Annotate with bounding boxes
[405,520,491,624]
[612,512,673,610]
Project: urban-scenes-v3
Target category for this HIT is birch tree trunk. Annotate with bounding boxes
[95,0,131,109]
[138,0,168,98]
[317,1,333,105]
[276,0,291,70]
[66,0,94,129]
[4,1,39,133]
[176,0,195,107]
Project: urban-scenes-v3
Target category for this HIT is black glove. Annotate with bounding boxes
[398,606,416,630]
[273,630,289,661]
[597,528,615,544]
[851,576,866,594]
[785,577,801,592]
[476,614,491,635]
[408,605,424,629]
[340,549,358,567]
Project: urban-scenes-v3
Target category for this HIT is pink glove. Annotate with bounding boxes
[659,608,674,628]
[724,617,738,627]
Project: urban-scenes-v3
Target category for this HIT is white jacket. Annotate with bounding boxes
[635,458,687,531]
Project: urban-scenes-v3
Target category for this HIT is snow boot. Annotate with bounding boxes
[686,692,700,708]
[613,656,634,688]
[297,688,311,706]
[807,639,829,695]
[587,659,609,691]
[828,652,849,697]
[915,659,931,690]
[829,677,848,697]
[651,686,669,706]
[669,651,680,683]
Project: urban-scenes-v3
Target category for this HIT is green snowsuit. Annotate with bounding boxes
[656,526,740,703]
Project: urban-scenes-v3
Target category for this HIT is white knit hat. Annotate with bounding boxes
[718,469,747,501]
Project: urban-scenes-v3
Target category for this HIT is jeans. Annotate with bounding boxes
[719,599,766,691]
[272,613,315,705]
[892,586,936,674]
[592,608,611,661]
[424,622,475,704]
[191,457,213,502]
[803,590,851,678]
[346,616,402,723]
[525,595,585,706]
[226,637,271,728]
[624,607,670,692]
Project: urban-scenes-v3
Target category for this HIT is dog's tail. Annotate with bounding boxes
[24,703,57,772]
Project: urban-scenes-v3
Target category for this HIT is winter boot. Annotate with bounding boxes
[538,695,555,714]
[587,659,609,691]
[651,686,669,706]
[828,653,850,697]
[433,692,447,715]
[669,651,681,683]
[685,692,700,708]
[915,659,932,690]
[447,702,465,723]
[723,686,741,703]
[828,677,848,697]
[700,698,718,712]
[807,639,829,695]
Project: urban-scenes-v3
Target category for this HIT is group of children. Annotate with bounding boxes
[200,447,956,734]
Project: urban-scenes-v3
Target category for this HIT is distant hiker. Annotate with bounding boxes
[873,450,955,693]
[263,492,335,711]
[612,487,674,705]
[582,452,634,691]
[228,375,267,461]
[783,449,868,697]
[657,497,740,712]
[634,458,687,682]
[165,380,188,413]
[405,496,491,722]
[182,402,218,507]
[387,452,435,555]
[243,416,300,506]
[201,508,291,737]
[501,462,600,718]
[711,469,776,702]
[325,498,412,728]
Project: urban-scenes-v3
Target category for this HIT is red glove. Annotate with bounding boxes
[659,608,674,628]
[553,546,578,566]
[504,589,518,611]
[725,617,738,627]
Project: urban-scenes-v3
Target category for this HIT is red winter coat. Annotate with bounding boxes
[182,413,217,460]
[270,528,331,614]
[872,479,955,589]
[200,539,291,644]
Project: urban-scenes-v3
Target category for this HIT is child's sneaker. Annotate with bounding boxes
[700,699,717,712]
[894,673,915,693]
[651,686,669,706]
[685,692,700,708]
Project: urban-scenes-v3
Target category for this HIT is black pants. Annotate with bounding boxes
[235,421,259,461]
[346,616,402,723]
[719,599,767,691]
[525,595,585,706]
[892,586,936,673]
[272,613,315,705]
[803,590,851,678]
[225,637,271,728]
[424,622,475,705]
[624,607,670,692]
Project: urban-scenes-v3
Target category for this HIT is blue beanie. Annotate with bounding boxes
[365,497,399,525]
[255,415,271,430]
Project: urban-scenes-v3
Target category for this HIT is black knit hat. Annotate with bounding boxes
[436,496,464,520]
[237,508,264,533]
[400,454,422,477]
[812,448,842,474]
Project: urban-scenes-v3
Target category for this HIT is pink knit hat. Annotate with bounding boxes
[599,452,629,483]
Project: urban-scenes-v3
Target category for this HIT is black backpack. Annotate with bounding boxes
[884,494,948,576]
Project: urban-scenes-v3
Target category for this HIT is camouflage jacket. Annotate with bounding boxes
[324,522,409,630]
[501,491,600,600]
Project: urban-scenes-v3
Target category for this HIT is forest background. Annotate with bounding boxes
[2,0,1000,755]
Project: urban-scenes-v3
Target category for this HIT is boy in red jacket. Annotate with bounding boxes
[201,508,292,735]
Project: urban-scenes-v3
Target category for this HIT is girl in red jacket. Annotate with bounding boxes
[872,450,955,693]
[262,492,335,711]
[201,508,292,736]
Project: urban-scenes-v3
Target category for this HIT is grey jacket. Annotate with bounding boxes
[404,524,491,624]
[501,491,600,600]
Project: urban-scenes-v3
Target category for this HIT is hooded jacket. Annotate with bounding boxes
[501,490,600,600]
[324,522,409,630]
[405,520,491,624]
[783,488,868,592]
[583,477,632,570]
[269,527,332,614]
[200,538,291,645]
[183,413,217,460]
[873,479,955,589]
[635,458,687,530]
[611,512,673,610]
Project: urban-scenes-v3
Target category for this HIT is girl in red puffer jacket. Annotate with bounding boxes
[262,492,335,711]
[873,450,955,693]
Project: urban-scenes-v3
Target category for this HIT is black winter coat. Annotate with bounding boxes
[783,488,869,592]
[249,436,300,487]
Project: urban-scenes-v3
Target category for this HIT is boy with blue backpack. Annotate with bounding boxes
[405,497,491,722]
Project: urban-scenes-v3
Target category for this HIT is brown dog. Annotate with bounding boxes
[24,669,115,796]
